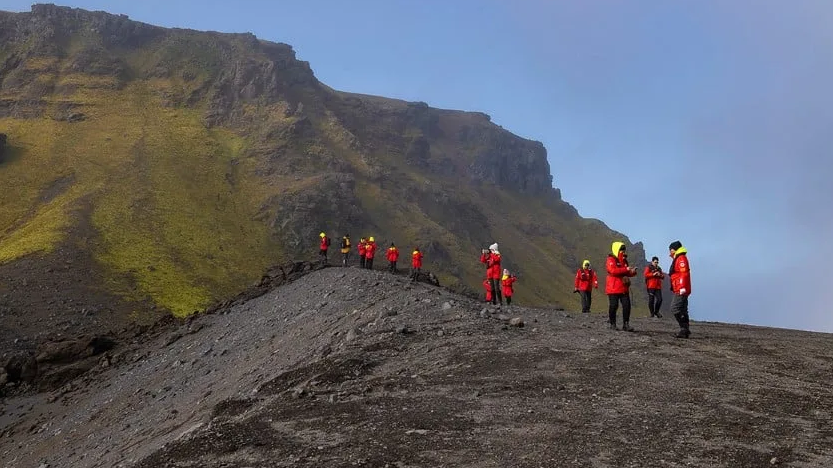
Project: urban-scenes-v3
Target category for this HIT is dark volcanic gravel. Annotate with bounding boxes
[1,267,832,468]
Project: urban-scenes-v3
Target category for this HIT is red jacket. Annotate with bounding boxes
[364,242,377,259]
[644,265,665,290]
[412,250,423,268]
[483,279,492,302]
[320,236,329,250]
[574,268,598,291]
[386,247,399,262]
[670,248,691,295]
[481,252,502,280]
[501,275,517,297]
[605,253,635,295]
[358,241,366,256]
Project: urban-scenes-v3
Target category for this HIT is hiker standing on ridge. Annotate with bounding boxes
[386,243,400,272]
[574,260,598,314]
[410,247,423,281]
[483,278,493,303]
[364,237,377,269]
[358,238,367,269]
[606,241,638,331]
[481,243,503,307]
[340,234,351,267]
[318,232,331,265]
[668,240,692,338]
[644,256,665,317]
[501,269,517,308]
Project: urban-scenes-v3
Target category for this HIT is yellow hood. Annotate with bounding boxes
[674,246,688,257]
[611,241,625,256]
[582,260,590,268]
[502,274,510,280]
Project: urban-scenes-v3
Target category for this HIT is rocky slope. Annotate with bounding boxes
[0,266,831,468]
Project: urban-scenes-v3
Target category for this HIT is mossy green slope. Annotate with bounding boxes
[0,5,649,318]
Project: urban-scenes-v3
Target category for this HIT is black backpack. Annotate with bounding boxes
[326,237,331,247]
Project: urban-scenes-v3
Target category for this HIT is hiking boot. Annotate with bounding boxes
[675,328,690,339]
[622,322,634,332]
[608,322,618,331]
[655,312,663,318]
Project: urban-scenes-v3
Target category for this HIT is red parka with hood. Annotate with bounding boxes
[605,241,636,295]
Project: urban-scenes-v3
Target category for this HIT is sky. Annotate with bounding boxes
[3,0,832,332]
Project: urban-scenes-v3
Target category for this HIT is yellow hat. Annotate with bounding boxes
[319,232,326,238]
[369,236,375,242]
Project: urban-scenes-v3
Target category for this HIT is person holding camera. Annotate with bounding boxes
[480,243,503,307]
[644,256,665,317]
[606,241,638,331]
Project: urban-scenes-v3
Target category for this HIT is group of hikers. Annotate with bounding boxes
[316,232,692,339]
[317,233,424,281]
[571,240,692,338]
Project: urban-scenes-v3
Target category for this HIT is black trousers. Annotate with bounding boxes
[319,249,328,264]
[410,267,420,280]
[506,295,512,305]
[608,293,631,324]
[489,278,503,305]
[359,255,365,268]
[580,290,592,313]
[366,257,374,269]
[388,260,397,272]
[647,288,663,316]
[671,294,690,330]
[342,251,349,266]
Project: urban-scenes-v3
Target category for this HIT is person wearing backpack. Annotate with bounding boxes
[340,234,351,267]
[318,232,330,265]
[644,256,665,317]
[386,243,400,272]
[364,237,377,269]
[573,260,598,314]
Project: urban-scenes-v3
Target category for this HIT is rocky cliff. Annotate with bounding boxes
[0,4,649,351]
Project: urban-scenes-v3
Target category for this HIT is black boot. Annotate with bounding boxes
[609,322,618,330]
[622,321,634,332]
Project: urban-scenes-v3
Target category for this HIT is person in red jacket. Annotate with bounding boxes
[357,238,367,269]
[574,260,598,314]
[668,240,692,338]
[501,269,517,307]
[606,241,638,331]
[410,247,424,281]
[480,243,503,306]
[644,256,666,318]
[483,278,493,303]
[386,243,400,272]
[318,232,330,265]
[364,237,377,269]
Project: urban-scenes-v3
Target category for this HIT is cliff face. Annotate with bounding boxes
[0,4,648,343]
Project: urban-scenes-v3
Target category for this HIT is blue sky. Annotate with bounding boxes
[4,1,832,332]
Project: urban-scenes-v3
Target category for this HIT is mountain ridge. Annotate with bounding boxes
[0,4,651,350]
